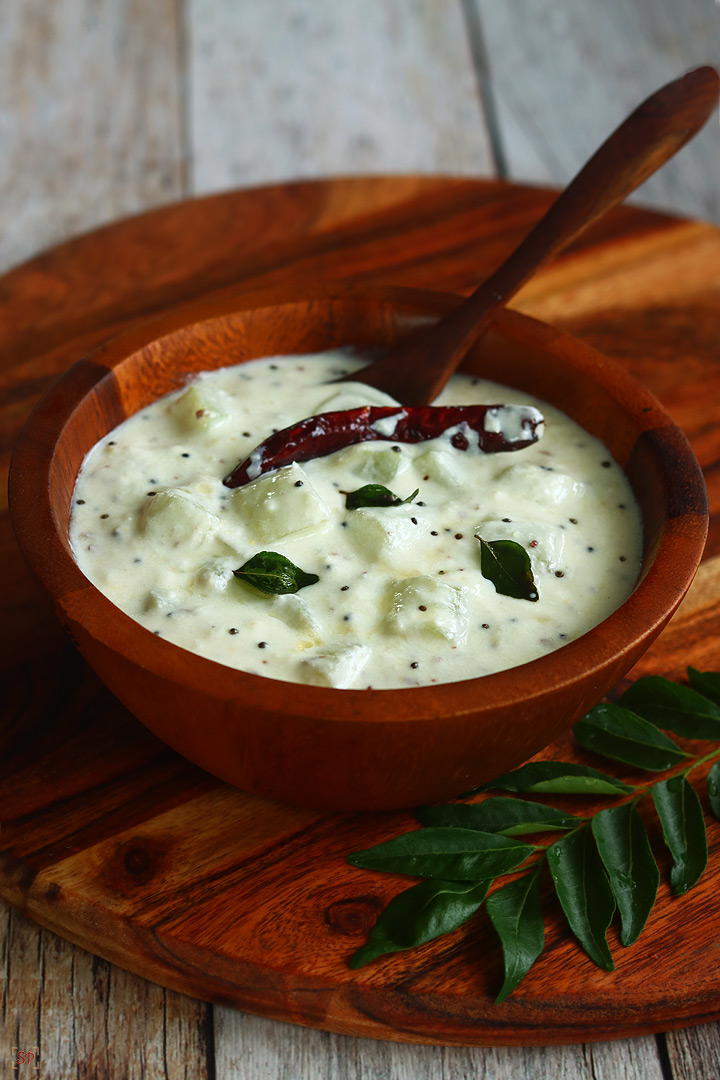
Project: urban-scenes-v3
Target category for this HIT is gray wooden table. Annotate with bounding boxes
[2,2,719,1077]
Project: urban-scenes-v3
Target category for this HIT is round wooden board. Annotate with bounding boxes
[3,177,720,1046]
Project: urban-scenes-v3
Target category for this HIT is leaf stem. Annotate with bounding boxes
[345,668,720,1002]
[626,744,720,805]
[530,818,591,861]
[682,744,720,778]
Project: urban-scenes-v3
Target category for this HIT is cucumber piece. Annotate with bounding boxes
[299,644,371,688]
[140,489,220,551]
[168,384,231,434]
[230,463,330,543]
[385,575,469,644]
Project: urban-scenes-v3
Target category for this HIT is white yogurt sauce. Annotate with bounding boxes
[69,350,642,690]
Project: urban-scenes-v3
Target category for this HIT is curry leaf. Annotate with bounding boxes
[345,484,419,509]
[573,703,688,771]
[591,803,659,945]
[486,870,545,1003]
[687,667,720,707]
[547,828,615,971]
[476,537,539,602]
[416,798,580,836]
[481,761,633,796]
[617,676,720,739]
[349,878,490,968]
[345,669,720,1000]
[233,551,319,594]
[652,775,708,895]
[347,827,534,881]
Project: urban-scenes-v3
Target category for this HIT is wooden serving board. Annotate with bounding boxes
[3,178,720,1046]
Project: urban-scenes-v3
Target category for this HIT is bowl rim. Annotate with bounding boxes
[9,281,709,723]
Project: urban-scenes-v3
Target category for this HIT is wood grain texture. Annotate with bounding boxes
[0,899,212,1079]
[2,179,720,1049]
[186,0,494,192]
[666,1022,720,1080]
[4,0,718,1067]
[512,221,720,561]
[213,1008,667,1078]
[0,0,185,275]
[8,573,712,1048]
[475,0,720,222]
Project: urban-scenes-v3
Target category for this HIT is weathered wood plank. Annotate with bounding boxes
[475,0,720,222]
[1,893,665,1080]
[0,898,212,1079]
[666,1023,720,1080]
[214,1008,666,1079]
[0,0,184,274]
[186,0,494,193]
[0,7,192,1074]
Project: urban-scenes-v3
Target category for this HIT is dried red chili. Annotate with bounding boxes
[223,404,544,488]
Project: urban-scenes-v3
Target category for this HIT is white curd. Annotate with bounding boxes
[69,350,642,689]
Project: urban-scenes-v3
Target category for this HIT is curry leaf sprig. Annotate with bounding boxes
[346,667,720,1002]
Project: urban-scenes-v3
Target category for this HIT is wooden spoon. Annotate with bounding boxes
[348,65,720,405]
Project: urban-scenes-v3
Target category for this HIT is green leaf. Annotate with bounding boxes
[547,828,615,971]
[652,775,708,895]
[617,676,720,739]
[345,484,419,509]
[349,878,489,968]
[347,827,534,881]
[343,668,720,996]
[416,798,580,836]
[591,803,659,946]
[481,761,634,796]
[687,667,720,707]
[573,703,688,771]
[232,550,319,595]
[476,537,539,602]
[708,761,720,820]
[486,870,545,1002]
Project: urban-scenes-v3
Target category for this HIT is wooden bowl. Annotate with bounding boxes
[9,284,708,811]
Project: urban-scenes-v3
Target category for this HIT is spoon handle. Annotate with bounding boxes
[355,65,720,405]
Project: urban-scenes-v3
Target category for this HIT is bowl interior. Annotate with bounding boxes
[44,288,706,597]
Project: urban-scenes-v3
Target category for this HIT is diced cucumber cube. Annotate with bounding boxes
[299,644,371,688]
[230,463,330,543]
[414,448,463,489]
[334,444,408,484]
[345,508,418,566]
[385,575,469,644]
[193,559,236,595]
[498,463,586,506]
[143,588,184,612]
[140,489,220,551]
[167,384,231,434]
[269,594,322,636]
